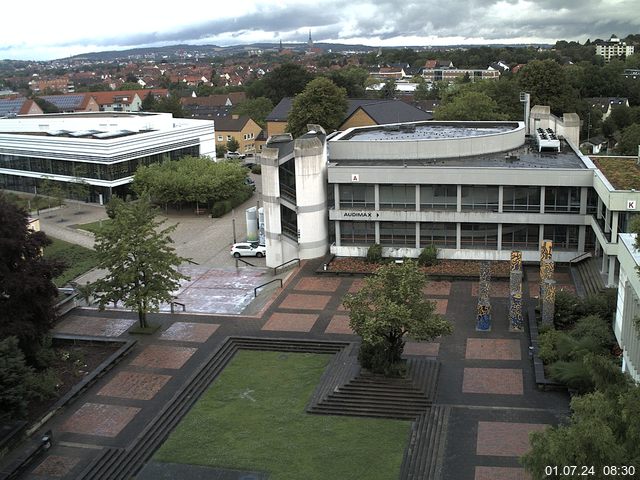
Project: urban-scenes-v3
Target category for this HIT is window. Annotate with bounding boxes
[420,185,457,210]
[544,225,579,250]
[340,221,375,245]
[461,186,499,211]
[460,223,499,249]
[502,224,539,249]
[420,222,456,247]
[217,135,223,141]
[503,186,540,212]
[339,184,375,209]
[380,222,416,247]
[545,187,580,213]
[379,185,415,209]
[227,135,232,141]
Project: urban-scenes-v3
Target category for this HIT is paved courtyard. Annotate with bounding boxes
[5,259,570,480]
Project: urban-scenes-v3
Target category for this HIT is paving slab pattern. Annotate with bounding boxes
[98,371,172,400]
[160,322,220,343]
[462,368,524,395]
[54,317,136,337]
[465,338,521,360]
[61,403,141,437]
[476,421,549,457]
[130,345,197,370]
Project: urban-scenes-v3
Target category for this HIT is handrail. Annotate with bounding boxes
[235,257,255,267]
[569,251,593,264]
[254,278,283,297]
[273,258,300,275]
[170,301,186,314]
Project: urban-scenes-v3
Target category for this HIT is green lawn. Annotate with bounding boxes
[155,350,411,480]
[2,191,59,212]
[44,238,99,286]
[76,218,112,235]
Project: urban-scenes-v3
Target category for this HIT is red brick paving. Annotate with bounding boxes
[528,282,576,298]
[262,312,319,332]
[61,403,140,437]
[130,345,197,370]
[462,368,524,395]
[31,455,79,477]
[423,281,452,296]
[404,341,440,357]
[527,271,571,283]
[324,315,354,335]
[160,322,219,343]
[465,338,521,360]
[429,298,448,315]
[278,293,331,310]
[54,316,136,337]
[348,279,365,293]
[475,466,531,480]
[471,282,511,298]
[98,371,172,400]
[294,277,342,292]
[476,421,548,456]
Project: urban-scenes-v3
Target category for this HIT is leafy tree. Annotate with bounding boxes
[0,194,63,362]
[232,97,273,128]
[226,137,240,153]
[90,198,189,328]
[0,336,33,418]
[617,124,640,155]
[435,91,507,121]
[32,97,60,113]
[286,77,348,138]
[253,63,314,105]
[141,92,158,111]
[327,67,369,98]
[517,59,578,115]
[342,261,453,376]
[379,79,396,99]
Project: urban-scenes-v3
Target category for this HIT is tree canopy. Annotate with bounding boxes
[247,63,314,105]
[133,156,249,207]
[232,96,274,128]
[518,59,579,115]
[342,261,453,375]
[617,123,640,155]
[435,90,508,121]
[0,194,62,362]
[286,77,348,138]
[90,198,189,328]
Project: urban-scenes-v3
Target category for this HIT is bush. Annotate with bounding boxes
[211,201,228,218]
[554,290,583,330]
[251,164,262,175]
[358,341,406,377]
[366,243,383,264]
[418,245,438,266]
[538,329,562,364]
[0,337,33,418]
[583,289,617,323]
[25,369,60,402]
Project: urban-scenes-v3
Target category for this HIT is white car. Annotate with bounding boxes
[230,242,266,258]
[225,151,246,159]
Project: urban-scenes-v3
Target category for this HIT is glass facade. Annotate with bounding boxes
[339,184,375,209]
[461,186,499,211]
[380,221,416,246]
[502,224,540,249]
[544,225,579,250]
[503,186,541,212]
[420,222,457,248]
[278,159,296,202]
[340,221,375,245]
[545,186,580,213]
[420,185,457,210]
[461,223,499,249]
[379,185,415,209]
[280,205,298,240]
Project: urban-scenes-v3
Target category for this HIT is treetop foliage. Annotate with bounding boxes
[286,77,348,137]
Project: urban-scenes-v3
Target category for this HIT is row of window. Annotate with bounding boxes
[338,221,583,250]
[337,184,596,214]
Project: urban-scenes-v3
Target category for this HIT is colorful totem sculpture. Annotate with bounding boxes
[542,279,557,325]
[509,250,524,332]
[476,261,492,331]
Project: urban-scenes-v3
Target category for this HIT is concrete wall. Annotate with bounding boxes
[615,234,640,381]
[260,146,284,268]
[529,106,580,147]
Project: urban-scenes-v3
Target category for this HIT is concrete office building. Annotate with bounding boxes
[615,234,640,381]
[0,112,215,203]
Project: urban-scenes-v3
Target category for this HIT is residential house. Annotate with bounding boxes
[29,76,74,94]
[0,97,43,116]
[586,97,630,120]
[422,60,500,83]
[181,93,247,119]
[214,114,262,154]
[90,89,169,112]
[40,93,100,113]
[595,35,635,62]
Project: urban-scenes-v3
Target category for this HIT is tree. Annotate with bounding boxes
[226,137,240,153]
[517,59,578,115]
[90,198,190,328]
[327,67,369,98]
[0,194,63,362]
[253,63,314,105]
[435,91,508,121]
[342,261,453,376]
[617,124,640,155]
[0,337,33,418]
[379,79,396,99]
[232,97,273,128]
[286,77,348,138]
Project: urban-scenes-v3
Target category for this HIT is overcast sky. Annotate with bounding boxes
[3,0,639,61]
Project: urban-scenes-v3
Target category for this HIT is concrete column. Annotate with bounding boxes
[415,222,420,249]
[580,187,588,215]
[375,221,380,244]
[456,223,461,250]
[498,186,504,213]
[374,184,380,210]
[335,221,341,247]
[497,224,503,251]
[415,185,420,212]
[334,184,340,209]
[611,211,619,243]
[602,253,608,274]
[597,197,603,220]
[608,255,616,287]
[605,208,611,233]
[540,186,545,214]
[457,184,462,213]
[578,225,586,252]
[539,224,545,248]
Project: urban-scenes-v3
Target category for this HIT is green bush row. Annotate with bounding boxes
[211,187,253,218]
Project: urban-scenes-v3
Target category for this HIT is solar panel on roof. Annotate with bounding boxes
[69,130,102,137]
[0,98,25,116]
[92,130,133,139]
[41,95,85,110]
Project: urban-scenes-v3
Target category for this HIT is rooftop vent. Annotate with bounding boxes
[535,127,560,153]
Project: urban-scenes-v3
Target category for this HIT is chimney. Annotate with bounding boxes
[232,114,239,120]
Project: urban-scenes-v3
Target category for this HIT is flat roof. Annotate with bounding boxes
[340,122,518,142]
[329,137,587,169]
[591,156,640,190]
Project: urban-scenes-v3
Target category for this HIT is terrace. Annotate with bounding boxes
[592,156,640,190]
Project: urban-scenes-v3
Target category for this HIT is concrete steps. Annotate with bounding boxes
[575,258,605,298]
[400,406,450,480]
